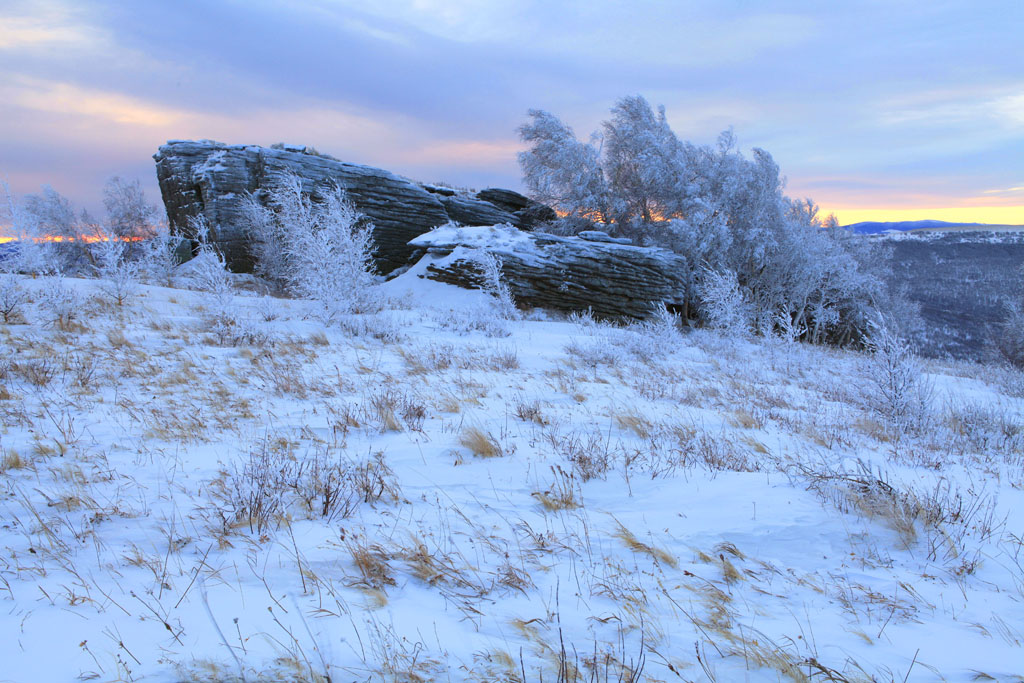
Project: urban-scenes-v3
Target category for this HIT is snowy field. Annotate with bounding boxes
[1,265,1023,682]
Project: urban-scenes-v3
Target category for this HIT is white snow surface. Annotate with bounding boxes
[410,223,538,253]
[1,270,1023,682]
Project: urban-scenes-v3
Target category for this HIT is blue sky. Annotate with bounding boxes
[1,0,1022,224]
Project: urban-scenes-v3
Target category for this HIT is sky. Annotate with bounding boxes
[1,0,1022,226]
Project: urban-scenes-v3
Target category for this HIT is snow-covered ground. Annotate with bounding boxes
[1,268,1023,682]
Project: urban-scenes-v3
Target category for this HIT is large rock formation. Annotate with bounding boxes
[153,140,554,273]
[410,225,689,319]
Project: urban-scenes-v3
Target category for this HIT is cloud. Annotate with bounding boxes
[410,139,522,167]
[983,184,1024,197]
[9,78,183,127]
[1,1,1022,219]
[878,84,1024,130]
[0,16,88,49]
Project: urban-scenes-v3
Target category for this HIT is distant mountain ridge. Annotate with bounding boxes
[842,219,985,234]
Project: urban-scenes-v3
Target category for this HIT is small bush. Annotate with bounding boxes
[216,438,400,535]
[476,251,519,321]
[700,268,751,335]
[994,300,1024,368]
[242,171,382,322]
[91,234,139,306]
[39,275,82,330]
[865,317,933,431]
[0,275,28,324]
[434,304,511,338]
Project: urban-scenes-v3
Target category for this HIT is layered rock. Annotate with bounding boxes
[153,140,552,273]
[410,225,688,319]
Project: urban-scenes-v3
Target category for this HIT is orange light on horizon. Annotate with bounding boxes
[0,234,146,243]
[826,205,1024,226]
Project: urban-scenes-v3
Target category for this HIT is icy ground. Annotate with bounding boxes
[1,268,1023,682]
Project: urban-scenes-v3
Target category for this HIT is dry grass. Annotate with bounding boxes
[614,522,677,568]
[106,328,131,349]
[346,537,396,590]
[0,447,27,472]
[3,273,1022,682]
[532,465,581,511]
[727,408,765,430]
[614,411,653,438]
[368,389,403,432]
[460,427,503,458]
[434,391,462,414]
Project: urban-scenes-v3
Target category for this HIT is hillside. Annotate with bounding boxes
[875,230,1024,361]
[1,267,1023,681]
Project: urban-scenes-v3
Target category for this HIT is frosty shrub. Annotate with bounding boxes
[183,216,269,346]
[188,249,234,307]
[865,317,934,430]
[994,270,1024,368]
[995,302,1024,368]
[90,233,139,306]
[0,275,28,324]
[242,172,381,322]
[700,268,751,335]
[242,190,289,287]
[186,217,234,312]
[620,302,682,360]
[39,275,81,330]
[136,222,180,286]
[475,251,519,321]
[434,303,511,338]
[337,312,404,343]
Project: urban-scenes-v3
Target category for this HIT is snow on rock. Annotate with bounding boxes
[410,224,689,318]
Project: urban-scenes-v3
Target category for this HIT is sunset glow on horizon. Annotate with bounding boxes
[829,205,1024,227]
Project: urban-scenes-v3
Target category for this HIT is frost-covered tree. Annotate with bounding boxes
[103,176,157,239]
[865,316,933,430]
[602,95,683,224]
[15,185,84,273]
[518,110,610,222]
[25,185,78,239]
[519,96,888,345]
[0,185,28,320]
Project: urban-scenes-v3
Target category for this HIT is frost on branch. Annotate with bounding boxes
[242,171,381,323]
[519,96,889,345]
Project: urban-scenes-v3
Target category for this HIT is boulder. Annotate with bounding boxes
[410,225,688,319]
[475,188,557,229]
[153,140,549,273]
